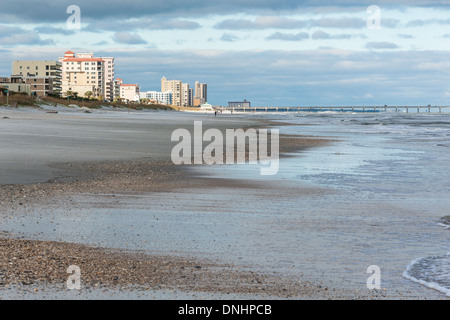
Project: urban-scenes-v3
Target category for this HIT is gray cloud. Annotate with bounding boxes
[220,33,239,42]
[34,26,76,35]
[1,1,449,23]
[215,16,369,30]
[0,25,54,45]
[406,18,450,27]
[86,18,201,32]
[381,18,401,28]
[215,17,307,29]
[266,32,310,41]
[113,32,147,45]
[311,30,352,40]
[366,41,399,49]
[311,17,365,29]
[214,16,399,31]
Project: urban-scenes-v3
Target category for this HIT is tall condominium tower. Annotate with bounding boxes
[181,83,191,107]
[161,76,182,107]
[194,81,207,104]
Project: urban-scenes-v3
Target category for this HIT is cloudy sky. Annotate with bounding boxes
[1,0,450,106]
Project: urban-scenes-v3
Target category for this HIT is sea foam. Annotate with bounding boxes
[403,253,450,297]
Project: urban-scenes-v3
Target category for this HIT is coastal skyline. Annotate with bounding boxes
[1,1,450,106]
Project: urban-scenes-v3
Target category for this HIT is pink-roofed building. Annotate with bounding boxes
[58,51,115,101]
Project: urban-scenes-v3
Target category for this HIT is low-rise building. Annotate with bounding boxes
[0,77,31,95]
[120,84,140,103]
[139,90,172,105]
[193,98,202,107]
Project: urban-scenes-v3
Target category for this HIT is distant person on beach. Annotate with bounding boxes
[214,111,217,116]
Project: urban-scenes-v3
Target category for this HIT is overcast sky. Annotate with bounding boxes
[1,0,450,106]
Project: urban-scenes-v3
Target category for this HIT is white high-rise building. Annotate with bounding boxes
[181,83,191,107]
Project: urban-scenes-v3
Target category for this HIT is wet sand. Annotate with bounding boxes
[0,107,344,299]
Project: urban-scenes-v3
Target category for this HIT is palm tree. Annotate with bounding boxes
[65,90,73,102]
[85,91,93,99]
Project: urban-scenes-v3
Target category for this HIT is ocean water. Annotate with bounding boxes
[184,110,450,297]
[228,111,450,297]
[1,110,449,298]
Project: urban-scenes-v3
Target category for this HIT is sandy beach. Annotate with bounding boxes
[0,106,448,300]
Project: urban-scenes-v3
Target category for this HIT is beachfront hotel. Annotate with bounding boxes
[58,51,115,101]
